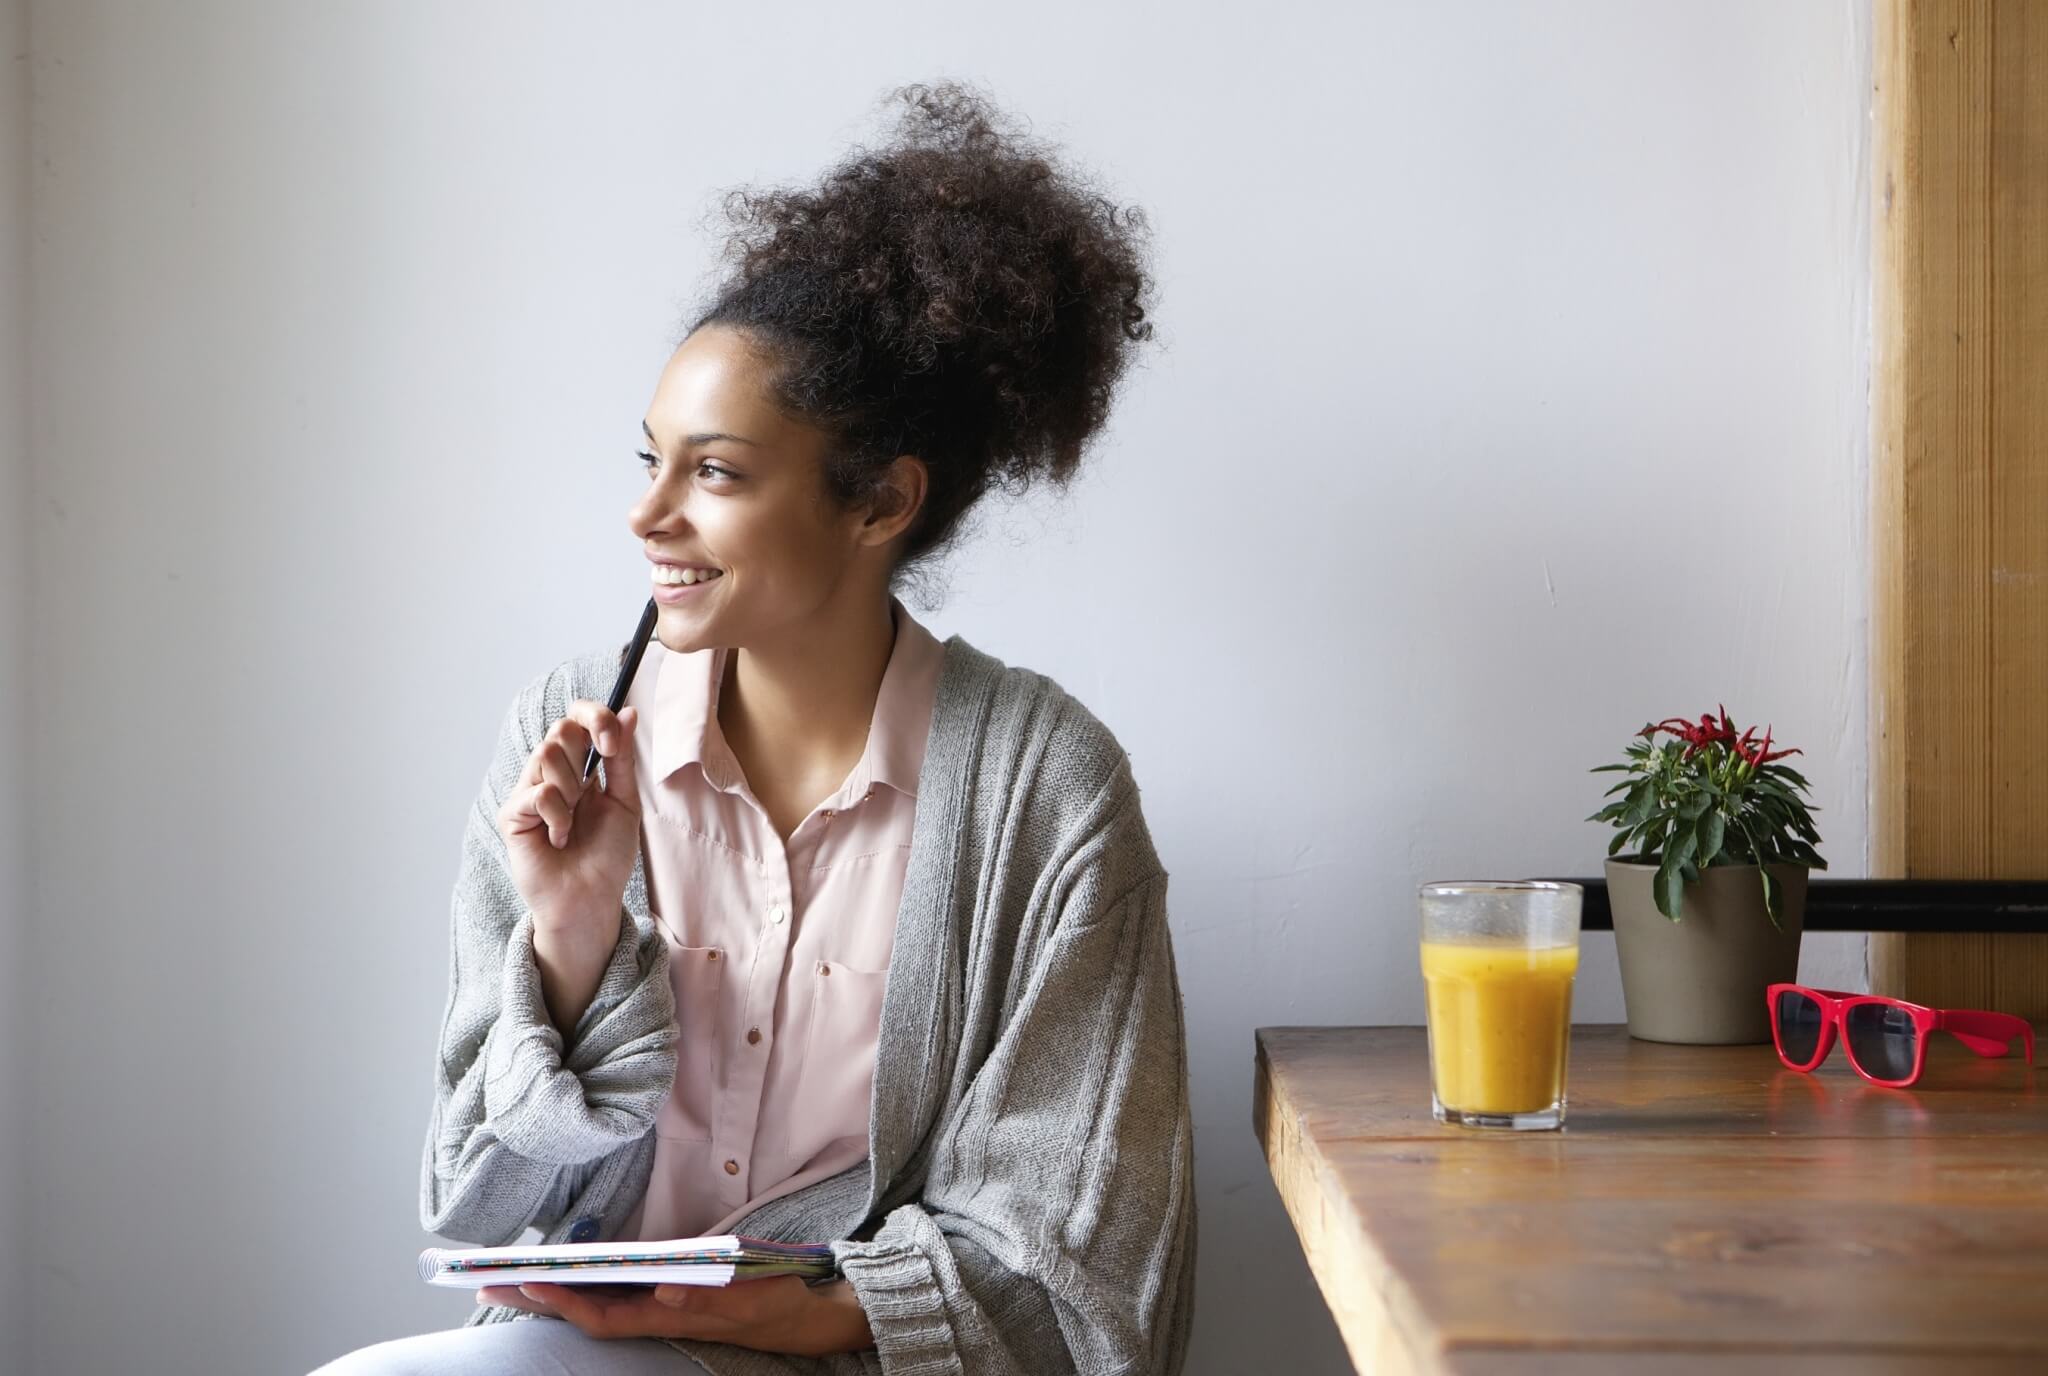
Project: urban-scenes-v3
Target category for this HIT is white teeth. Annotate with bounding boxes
[653,565,723,586]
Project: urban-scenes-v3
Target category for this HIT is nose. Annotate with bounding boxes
[627,480,685,543]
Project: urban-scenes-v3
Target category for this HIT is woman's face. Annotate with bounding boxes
[627,325,892,655]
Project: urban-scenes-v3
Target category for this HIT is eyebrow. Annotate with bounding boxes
[643,419,762,449]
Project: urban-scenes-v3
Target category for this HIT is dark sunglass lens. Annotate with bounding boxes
[1774,990,1824,1063]
[1845,1003,1918,1080]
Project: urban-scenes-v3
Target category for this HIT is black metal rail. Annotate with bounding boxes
[1532,879,2048,932]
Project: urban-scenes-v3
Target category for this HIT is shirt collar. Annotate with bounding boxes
[649,642,734,790]
[650,596,944,802]
[862,599,945,799]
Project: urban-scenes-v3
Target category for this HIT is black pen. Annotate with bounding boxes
[580,597,660,786]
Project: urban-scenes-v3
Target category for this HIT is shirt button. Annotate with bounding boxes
[723,1159,740,1176]
[820,962,832,977]
[746,1027,761,1045]
[568,1216,600,1243]
[768,903,788,925]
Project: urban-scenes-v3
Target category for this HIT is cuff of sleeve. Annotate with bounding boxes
[562,909,649,1063]
[480,909,656,1164]
[832,1240,961,1376]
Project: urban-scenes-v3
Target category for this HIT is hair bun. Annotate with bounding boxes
[689,79,1158,579]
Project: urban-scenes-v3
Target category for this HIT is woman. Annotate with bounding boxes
[316,81,1193,1375]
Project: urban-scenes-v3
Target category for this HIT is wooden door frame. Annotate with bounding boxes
[1869,0,2048,1013]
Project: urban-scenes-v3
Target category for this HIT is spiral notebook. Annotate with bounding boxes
[419,1234,837,1289]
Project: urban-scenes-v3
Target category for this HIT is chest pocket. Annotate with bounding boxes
[657,936,725,1143]
[783,958,890,1169]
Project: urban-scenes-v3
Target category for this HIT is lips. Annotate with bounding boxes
[651,567,724,603]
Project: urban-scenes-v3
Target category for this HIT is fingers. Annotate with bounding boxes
[477,1284,559,1318]
[518,1283,650,1339]
[560,699,629,773]
[524,1283,589,1325]
[517,699,626,786]
[530,738,584,845]
[601,706,639,803]
[504,700,637,847]
[500,774,575,850]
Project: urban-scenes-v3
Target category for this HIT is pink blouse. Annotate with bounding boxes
[614,597,945,1241]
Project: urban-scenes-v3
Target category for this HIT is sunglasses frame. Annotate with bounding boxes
[1765,983,2036,1088]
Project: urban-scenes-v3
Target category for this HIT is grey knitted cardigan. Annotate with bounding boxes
[420,634,1196,1376]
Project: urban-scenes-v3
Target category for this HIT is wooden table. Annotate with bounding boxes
[1255,1025,2048,1375]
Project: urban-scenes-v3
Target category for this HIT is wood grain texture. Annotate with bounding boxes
[1869,1,2048,1012]
[1256,1025,2048,1374]
[1445,1354,2044,1376]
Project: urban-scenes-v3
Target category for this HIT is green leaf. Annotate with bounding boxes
[1735,816,1767,871]
[1654,853,1686,919]
[1608,829,1634,857]
[1654,829,1698,920]
[1679,791,1711,821]
[1697,810,1726,865]
[1591,763,1633,774]
[1759,864,1783,932]
[1621,780,1658,829]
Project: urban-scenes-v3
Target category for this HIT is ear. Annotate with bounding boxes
[855,455,928,549]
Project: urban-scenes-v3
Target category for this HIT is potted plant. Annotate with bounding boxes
[1587,707,1827,1044]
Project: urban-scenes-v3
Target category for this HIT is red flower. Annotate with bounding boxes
[1648,708,1739,759]
[1646,708,1803,770]
[1736,723,1805,768]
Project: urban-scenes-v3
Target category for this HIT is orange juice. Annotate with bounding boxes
[1421,940,1579,1115]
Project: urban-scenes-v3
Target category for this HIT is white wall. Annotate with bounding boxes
[2,0,33,1369]
[18,2,1871,1373]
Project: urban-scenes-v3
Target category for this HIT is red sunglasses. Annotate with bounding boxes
[1767,984,2036,1088]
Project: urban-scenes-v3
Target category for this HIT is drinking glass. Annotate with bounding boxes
[1418,880,1583,1130]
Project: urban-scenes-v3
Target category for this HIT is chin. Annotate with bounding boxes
[653,611,712,655]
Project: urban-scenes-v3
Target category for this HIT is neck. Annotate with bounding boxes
[719,589,899,778]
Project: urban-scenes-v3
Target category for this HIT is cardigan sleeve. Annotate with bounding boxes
[830,863,1196,1376]
[418,669,679,1245]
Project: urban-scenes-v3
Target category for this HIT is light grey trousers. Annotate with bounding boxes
[308,1317,712,1375]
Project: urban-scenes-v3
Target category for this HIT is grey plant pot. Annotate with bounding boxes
[1604,858,1808,1045]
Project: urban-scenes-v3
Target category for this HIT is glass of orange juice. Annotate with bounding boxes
[1419,880,1583,1130]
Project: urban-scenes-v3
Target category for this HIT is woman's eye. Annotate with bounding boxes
[637,450,737,482]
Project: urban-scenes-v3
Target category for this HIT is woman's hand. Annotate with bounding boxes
[497,700,642,950]
[476,1275,874,1356]
[497,699,644,1031]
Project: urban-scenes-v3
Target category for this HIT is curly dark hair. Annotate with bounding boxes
[682,80,1158,585]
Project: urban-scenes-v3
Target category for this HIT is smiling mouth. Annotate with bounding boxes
[651,568,724,604]
[651,566,725,587]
